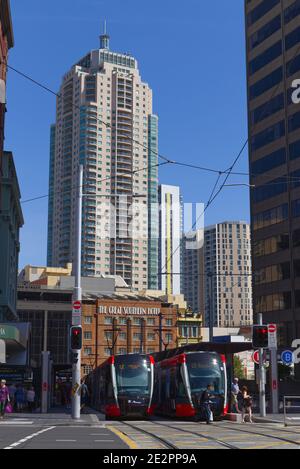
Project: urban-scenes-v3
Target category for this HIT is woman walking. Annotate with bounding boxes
[241,386,253,423]
[0,380,10,419]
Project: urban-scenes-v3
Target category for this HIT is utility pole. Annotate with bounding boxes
[208,271,214,343]
[159,312,162,352]
[71,164,83,420]
[258,313,266,417]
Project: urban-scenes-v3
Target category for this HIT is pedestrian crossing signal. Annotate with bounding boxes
[70,326,82,350]
[252,325,268,348]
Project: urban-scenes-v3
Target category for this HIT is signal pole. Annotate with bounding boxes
[258,313,266,417]
[71,164,83,420]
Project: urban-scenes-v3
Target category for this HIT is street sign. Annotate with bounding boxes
[268,323,277,349]
[73,300,81,310]
[281,350,294,365]
[252,350,260,364]
[72,316,81,326]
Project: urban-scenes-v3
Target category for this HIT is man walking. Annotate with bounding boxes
[231,377,241,414]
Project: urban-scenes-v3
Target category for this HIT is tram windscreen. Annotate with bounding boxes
[186,353,225,395]
[115,356,151,395]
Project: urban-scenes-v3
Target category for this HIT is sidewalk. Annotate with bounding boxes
[253,413,300,424]
[3,408,104,426]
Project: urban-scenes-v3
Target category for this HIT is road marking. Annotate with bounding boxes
[90,433,108,436]
[108,426,138,449]
[94,439,115,442]
[3,426,56,449]
[55,440,77,443]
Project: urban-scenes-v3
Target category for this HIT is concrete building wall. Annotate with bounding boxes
[203,221,252,328]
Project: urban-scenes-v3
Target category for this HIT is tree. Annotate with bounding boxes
[233,355,246,380]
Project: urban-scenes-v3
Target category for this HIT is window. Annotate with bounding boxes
[132,318,141,325]
[253,203,288,230]
[293,229,300,247]
[247,0,280,26]
[84,316,93,324]
[294,260,300,277]
[287,53,300,77]
[285,0,300,24]
[249,67,283,100]
[289,111,300,133]
[104,317,113,325]
[165,319,172,326]
[251,94,284,125]
[84,331,92,340]
[249,41,282,75]
[147,318,155,325]
[256,292,291,312]
[251,147,286,175]
[104,348,111,356]
[254,234,289,257]
[255,262,290,285]
[251,120,285,152]
[118,317,127,325]
[250,15,281,50]
[133,332,141,341]
[147,333,155,341]
[119,332,126,341]
[285,26,300,50]
[292,199,300,217]
[253,177,287,203]
[84,347,92,356]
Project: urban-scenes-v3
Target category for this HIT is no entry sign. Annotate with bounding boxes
[73,301,81,310]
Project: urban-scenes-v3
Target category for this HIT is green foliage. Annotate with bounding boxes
[233,355,246,380]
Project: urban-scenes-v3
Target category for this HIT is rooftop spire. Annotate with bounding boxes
[100,20,110,50]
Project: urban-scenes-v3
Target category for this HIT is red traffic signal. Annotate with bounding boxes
[70,326,82,350]
[252,325,268,349]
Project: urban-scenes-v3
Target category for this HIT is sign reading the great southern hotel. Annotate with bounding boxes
[98,305,161,316]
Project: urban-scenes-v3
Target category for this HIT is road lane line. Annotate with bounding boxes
[3,426,56,449]
[108,426,138,449]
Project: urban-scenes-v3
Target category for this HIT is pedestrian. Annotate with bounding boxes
[8,383,16,411]
[64,378,72,410]
[241,386,253,423]
[231,378,241,414]
[26,386,35,413]
[0,379,10,419]
[15,384,26,412]
[80,379,89,412]
[200,384,214,424]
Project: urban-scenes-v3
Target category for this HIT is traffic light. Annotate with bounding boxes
[70,326,82,350]
[252,325,268,348]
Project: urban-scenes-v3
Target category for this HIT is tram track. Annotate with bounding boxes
[118,421,179,450]
[212,422,300,448]
[152,421,239,449]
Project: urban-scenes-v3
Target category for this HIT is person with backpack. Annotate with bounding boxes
[200,384,214,424]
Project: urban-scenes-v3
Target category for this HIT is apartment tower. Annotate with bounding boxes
[245,0,300,345]
[47,31,159,290]
[203,222,252,327]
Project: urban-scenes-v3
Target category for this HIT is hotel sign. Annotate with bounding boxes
[98,305,161,316]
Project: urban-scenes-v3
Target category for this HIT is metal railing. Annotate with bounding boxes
[283,396,300,426]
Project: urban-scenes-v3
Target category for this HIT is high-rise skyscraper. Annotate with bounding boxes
[158,184,182,295]
[182,230,204,314]
[245,0,300,346]
[47,30,159,291]
[202,222,252,328]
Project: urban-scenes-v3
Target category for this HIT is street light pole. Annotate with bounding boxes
[208,271,214,343]
[258,313,266,417]
[71,164,83,420]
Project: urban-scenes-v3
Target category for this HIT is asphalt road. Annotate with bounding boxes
[0,425,128,449]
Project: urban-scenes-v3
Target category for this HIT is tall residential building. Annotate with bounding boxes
[182,230,204,314]
[202,222,252,328]
[47,31,159,291]
[245,0,300,346]
[158,184,182,295]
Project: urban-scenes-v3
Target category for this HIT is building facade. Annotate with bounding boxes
[182,230,204,314]
[0,0,13,182]
[202,222,252,328]
[81,295,178,374]
[0,152,23,320]
[158,184,182,295]
[245,0,300,345]
[47,31,159,291]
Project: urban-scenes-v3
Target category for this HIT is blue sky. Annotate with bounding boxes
[7,0,250,268]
